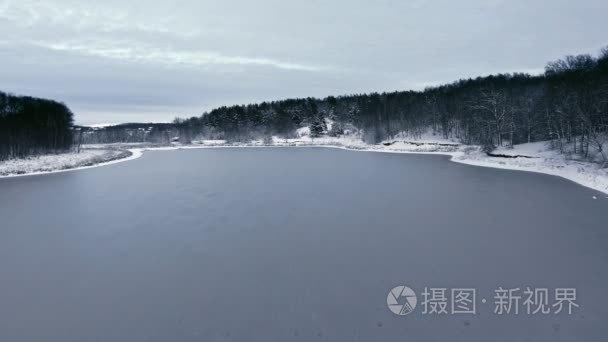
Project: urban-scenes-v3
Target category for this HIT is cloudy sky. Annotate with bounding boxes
[1,0,607,125]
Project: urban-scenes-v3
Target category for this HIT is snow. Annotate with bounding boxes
[83,142,149,149]
[3,129,608,195]
[388,129,461,145]
[296,126,311,137]
[294,119,335,136]
[492,141,553,157]
[451,145,608,195]
[86,123,121,128]
[324,118,334,133]
[0,149,137,178]
[196,140,227,146]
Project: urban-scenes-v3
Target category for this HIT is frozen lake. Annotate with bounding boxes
[0,147,606,341]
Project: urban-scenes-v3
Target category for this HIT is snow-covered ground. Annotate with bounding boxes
[451,142,608,195]
[387,130,461,145]
[2,132,607,195]
[0,149,135,177]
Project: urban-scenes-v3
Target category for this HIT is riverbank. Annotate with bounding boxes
[0,149,139,178]
[1,138,607,195]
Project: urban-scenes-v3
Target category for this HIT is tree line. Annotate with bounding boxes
[69,45,608,165]
[0,91,74,160]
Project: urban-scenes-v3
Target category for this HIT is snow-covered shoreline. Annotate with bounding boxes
[0,149,142,179]
[1,139,607,195]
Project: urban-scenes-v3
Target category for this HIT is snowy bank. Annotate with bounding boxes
[0,149,136,178]
[450,142,608,195]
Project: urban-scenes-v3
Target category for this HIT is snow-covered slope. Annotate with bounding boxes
[452,142,608,195]
[492,141,554,157]
[0,149,135,177]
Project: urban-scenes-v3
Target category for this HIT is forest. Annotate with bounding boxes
[85,46,608,163]
[0,92,74,161]
[5,46,607,165]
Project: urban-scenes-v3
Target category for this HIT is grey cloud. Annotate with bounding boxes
[1,0,607,124]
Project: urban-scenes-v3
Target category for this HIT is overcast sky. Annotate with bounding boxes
[1,0,607,125]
